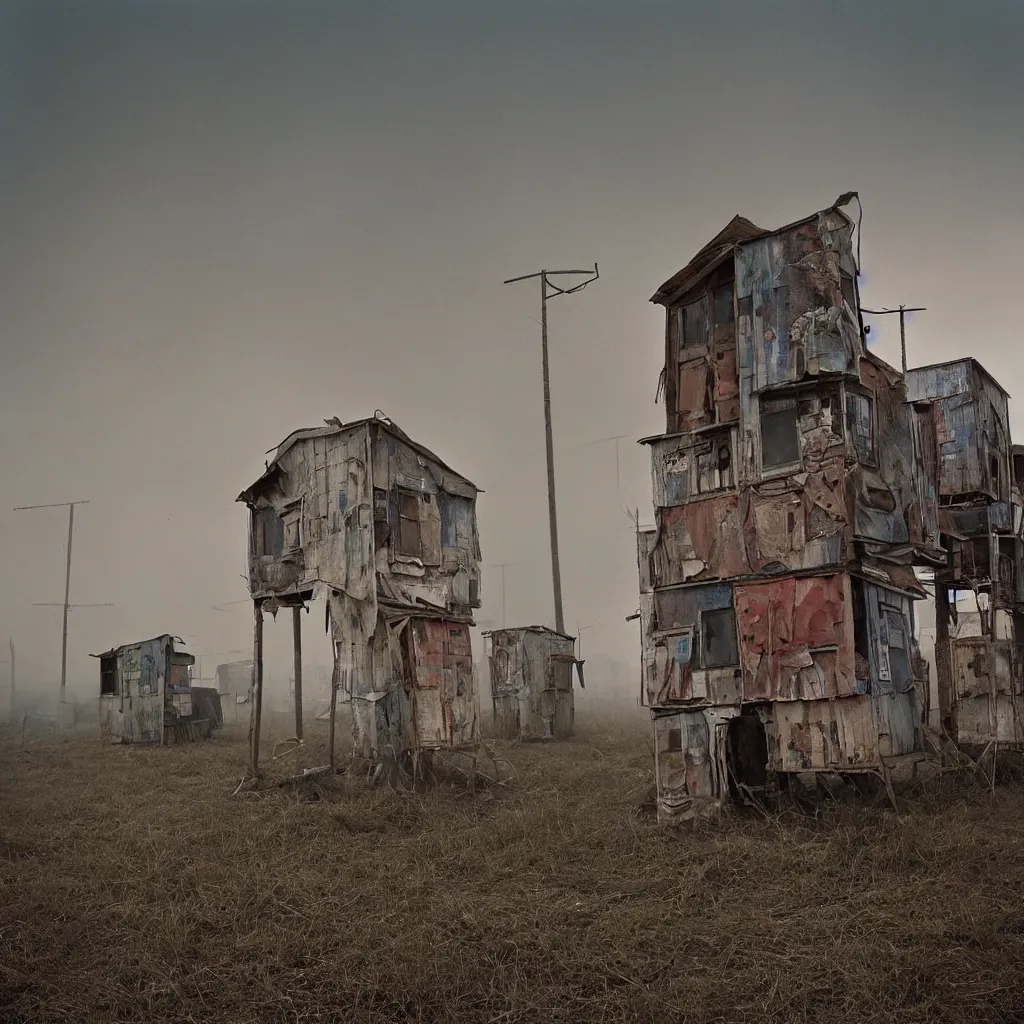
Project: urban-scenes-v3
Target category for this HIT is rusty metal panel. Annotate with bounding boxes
[734,574,856,701]
[771,695,878,770]
[678,358,713,431]
[654,494,750,585]
[487,627,576,740]
[648,586,742,707]
[950,636,1023,745]
[653,707,737,822]
[649,430,737,508]
[407,619,478,751]
[912,402,941,550]
[953,695,1024,745]
[735,213,861,395]
[637,529,656,594]
[907,361,1011,501]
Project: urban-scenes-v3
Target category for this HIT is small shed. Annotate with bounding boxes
[484,626,585,741]
[215,659,253,697]
[93,635,221,745]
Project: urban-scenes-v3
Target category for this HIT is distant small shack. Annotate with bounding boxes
[484,626,585,741]
[93,634,222,745]
[215,659,253,698]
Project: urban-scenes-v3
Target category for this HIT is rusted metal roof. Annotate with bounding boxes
[237,412,482,503]
[481,624,576,641]
[905,357,1011,401]
[90,634,187,660]
[650,215,766,307]
[650,200,859,308]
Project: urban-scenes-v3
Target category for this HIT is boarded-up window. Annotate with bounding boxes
[283,509,301,551]
[398,490,421,558]
[701,607,738,669]
[712,283,735,342]
[845,392,874,462]
[100,657,117,696]
[840,271,856,311]
[679,297,709,352]
[760,398,800,469]
[253,508,284,557]
[420,493,442,566]
[883,606,912,692]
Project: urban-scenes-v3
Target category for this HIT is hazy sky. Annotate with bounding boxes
[2,0,1022,700]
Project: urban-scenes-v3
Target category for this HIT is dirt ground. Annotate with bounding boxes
[3,706,1024,1024]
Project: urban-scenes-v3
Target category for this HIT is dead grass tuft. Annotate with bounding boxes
[3,709,1024,1022]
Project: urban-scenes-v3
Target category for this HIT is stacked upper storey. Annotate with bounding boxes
[237,414,483,622]
[642,202,945,595]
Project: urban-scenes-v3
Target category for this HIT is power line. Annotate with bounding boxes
[861,305,927,374]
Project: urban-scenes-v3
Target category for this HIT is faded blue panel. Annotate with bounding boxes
[437,491,454,547]
[736,239,774,392]
[874,689,919,755]
[905,361,971,403]
[665,472,688,505]
[673,635,692,665]
[337,490,348,513]
[139,643,159,696]
[454,499,473,550]
[855,507,910,544]
[375,690,402,751]
[655,584,733,630]
[990,502,1013,532]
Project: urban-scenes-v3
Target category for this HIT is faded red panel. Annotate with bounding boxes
[734,575,855,701]
[651,634,695,704]
[679,359,712,431]
[712,345,740,423]
[168,663,190,689]
[657,495,751,584]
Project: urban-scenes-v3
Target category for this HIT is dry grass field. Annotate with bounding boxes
[3,706,1024,1023]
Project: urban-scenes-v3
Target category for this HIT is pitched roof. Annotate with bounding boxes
[237,413,481,503]
[649,215,766,306]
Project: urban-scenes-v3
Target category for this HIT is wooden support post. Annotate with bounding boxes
[249,601,264,778]
[8,639,14,722]
[292,606,303,741]
[935,585,953,734]
[328,644,339,770]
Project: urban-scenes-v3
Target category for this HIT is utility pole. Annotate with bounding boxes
[490,561,524,629]
[861,305,927,374]
[504,264,599,635]
[13,501,90,714]
[1,640,12,721]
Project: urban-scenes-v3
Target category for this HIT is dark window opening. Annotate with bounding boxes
[760,399,800,470]
[712,282,735,341]
[666,727,682,752]
[468,578,479,605]
[726,711,769,800]
[845,391,874,463]
[701,607,739,669]
[991,456,1000,495]
[100,657,117,696]
[823,394,844,438]
[253,508,284,557]
[680,297,709,352]
[397,490,422,558]
[840,271,856,311]
[283,513,301,552]
[883,605,913,694]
